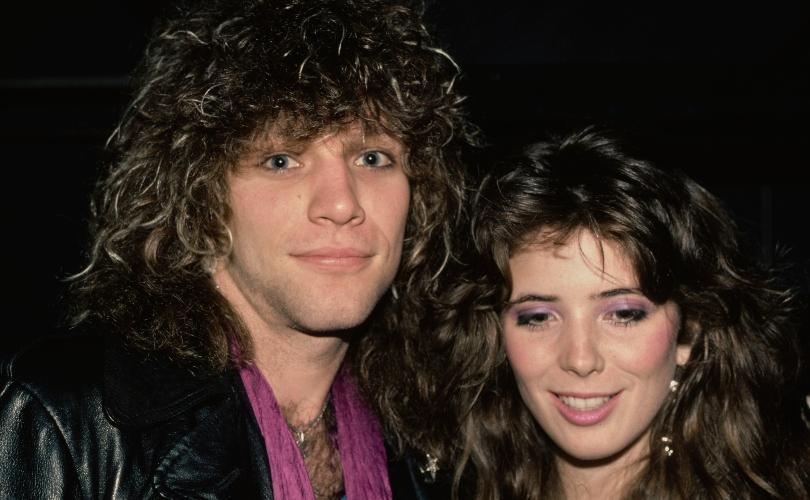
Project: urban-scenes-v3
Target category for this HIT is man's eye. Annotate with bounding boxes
[355,150,394,168]
[263,154,300,171]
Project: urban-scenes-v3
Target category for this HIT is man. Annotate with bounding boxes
[0,0,476,497]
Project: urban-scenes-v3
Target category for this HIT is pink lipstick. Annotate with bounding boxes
[552,391,621,426]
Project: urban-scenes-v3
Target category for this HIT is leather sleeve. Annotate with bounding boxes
[0,378,82,498]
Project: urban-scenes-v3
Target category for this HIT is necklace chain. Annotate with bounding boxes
[286,395,331,455]
[285,395,340,497]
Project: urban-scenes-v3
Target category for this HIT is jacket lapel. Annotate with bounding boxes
[101,334,229,428]
[99,335,445,498]
[151,387,273,499]
[101,336,273,498]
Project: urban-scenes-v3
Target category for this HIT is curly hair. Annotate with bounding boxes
[434,129,809,498]
[67,0,479,447]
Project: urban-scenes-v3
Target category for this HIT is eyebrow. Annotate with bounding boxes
[261,133,402,153]
[593,287,642,299]
[505,294,557,308]
[251,137,308,155]
[340,134,403,153]
[505,287,642,308]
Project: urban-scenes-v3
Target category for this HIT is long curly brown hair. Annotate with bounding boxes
[67,0,479,450]
[432,129,809,498]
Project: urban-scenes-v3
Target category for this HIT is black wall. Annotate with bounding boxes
[2,1,808,357]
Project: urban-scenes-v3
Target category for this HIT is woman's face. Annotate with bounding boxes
[501,231,690,463]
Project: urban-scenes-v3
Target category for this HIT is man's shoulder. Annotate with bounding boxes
[3,329,103,389]
[0,329,247,498]
[1,329,107,426]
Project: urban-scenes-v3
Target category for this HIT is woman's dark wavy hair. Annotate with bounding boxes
[435,129,809,498]
[67,0,479,447]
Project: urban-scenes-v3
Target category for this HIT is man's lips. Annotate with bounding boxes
[291,247,374,269]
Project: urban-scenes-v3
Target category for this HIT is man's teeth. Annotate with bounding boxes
[559,395,611,410]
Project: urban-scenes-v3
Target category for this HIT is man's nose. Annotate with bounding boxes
[307,159,365,226]
[558,320,605,377]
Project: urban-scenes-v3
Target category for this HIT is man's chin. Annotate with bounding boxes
[264,281,391,337]
[287,307,376,337]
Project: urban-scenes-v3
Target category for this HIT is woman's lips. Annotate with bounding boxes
[558,395,611,410]
[552,391,622,426]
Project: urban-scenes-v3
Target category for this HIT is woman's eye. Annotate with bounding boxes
[355,150,394,168]
[516,311,553,328]
[263,154,300,171]
[607,308,647,325]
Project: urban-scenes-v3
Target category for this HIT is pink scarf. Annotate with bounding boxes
[239,362,393,500]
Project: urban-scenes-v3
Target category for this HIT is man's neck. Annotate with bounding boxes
[253,327,348,426]
[213,269,349,426]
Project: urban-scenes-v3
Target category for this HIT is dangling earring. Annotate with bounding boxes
[660,378,679,456]
[391,284,399,300]
[418,453,439,483]
[661,436,674,456]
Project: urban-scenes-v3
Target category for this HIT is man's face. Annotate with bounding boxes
[218,123,410,335]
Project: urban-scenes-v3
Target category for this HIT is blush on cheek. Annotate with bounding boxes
[629,321,678,373]
[503,331,525,369]
[503,331,539,380]
[503,334,521,365]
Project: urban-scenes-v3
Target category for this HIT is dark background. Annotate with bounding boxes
[1,1,808,359]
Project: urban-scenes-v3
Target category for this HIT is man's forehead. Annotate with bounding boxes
[250,119,404,150]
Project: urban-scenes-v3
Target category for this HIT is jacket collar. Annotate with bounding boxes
[150,373,274,499]
[101,333,231,428]
[100,333,273,498]
[98,332,437,498]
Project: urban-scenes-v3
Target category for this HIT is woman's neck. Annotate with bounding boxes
[556,431,649,500]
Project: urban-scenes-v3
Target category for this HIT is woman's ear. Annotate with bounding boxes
[676,343,692,366]
[676,318,699,366]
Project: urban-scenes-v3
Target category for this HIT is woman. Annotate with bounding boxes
[441,129,809,498]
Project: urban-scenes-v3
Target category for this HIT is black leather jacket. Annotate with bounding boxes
[0,332,447,499]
